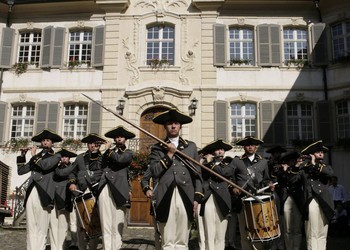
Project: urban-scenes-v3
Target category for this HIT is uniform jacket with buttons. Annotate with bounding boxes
[54,161,75,211]
[200,156,234,218]
[302,162,334,221]
[149,137,203,223]
[17,149,61,208]
[97,145,133,207]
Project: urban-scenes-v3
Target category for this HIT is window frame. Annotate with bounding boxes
[331,21,350,61]
[228,26,255,66]
[17,30,42,64]
[336,100,350,139]
[10,103,36,139]
[282,27,308,64]
[230,102,257,141]
[67,29,93,65]
[62,103,88,139]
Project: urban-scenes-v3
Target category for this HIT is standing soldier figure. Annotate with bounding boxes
[98,126,135,250]
[17,129,63,250]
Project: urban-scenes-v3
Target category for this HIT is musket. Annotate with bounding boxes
[81,93,262,203]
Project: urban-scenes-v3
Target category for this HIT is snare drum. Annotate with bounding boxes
[74,192,101,239]
[242,195,280,242]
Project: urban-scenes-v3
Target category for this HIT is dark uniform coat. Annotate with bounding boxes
[97,145,133,207]
[54,162,75,211]
[200,156,234,218]
[17,149,61,208]
[150,137,203,223]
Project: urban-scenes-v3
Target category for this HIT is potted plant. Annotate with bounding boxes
[148,58,169,69]
[129,150,150,180]
[61,138,83,151]
[230,58,251,66]
[2,138,31,153]
[286,59,308,67]
[12,62,29,75]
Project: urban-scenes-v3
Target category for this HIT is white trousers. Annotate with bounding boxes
[98,185,126,250]
[305,198,329,250]
[49,206,69,250]
[202,195,228,250]
[69,209,78,247]
[26,186,51,250]
[283,196,302,250]
[159,187,191,250]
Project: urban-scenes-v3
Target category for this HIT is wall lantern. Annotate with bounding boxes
[116,98,125,115]
[189,97,198,116]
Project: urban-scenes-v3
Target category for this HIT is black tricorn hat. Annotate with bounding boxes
[201,139,233,154]
[280,151,301,163]
[32,129,63,143]
[236,136,264,146]
[81,133,106,144]
[153,108,192,125]
[266,145,287,154]
[301,140,329,155]
[105,126,136,139]
[57,148,77,158]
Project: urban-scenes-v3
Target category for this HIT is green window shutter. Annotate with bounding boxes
[92,25,105,67]
[214,100,228,140]
[36,102,60,133]
[52,27,65,68]
[312,23,328,66]
[0,102,7,143]
[260,101,285,145]
[41,26,54,68]
[213,24,226,66]
[89,101,101,134]
[258,24,281,66]
[317,101,332,144]
[0,27,15,68]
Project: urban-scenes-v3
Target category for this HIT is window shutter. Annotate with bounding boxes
[0,27,15,68]
[89,101,101,134]
[258,24,281,66]
[52,27,65,68]
[312,23,328,66]
[213,24,226,66]
[36,102,60,133]
[214,100,228,140]
[0,102,7,143]
[317,101,332,144]
[260,101,285,145]
[41,26,54,68]
[92,25,105,67]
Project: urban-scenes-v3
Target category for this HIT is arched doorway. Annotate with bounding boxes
[128,106,169,226]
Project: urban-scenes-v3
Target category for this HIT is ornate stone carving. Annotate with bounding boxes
[123,37,140,86]
[134,0,188,13]
[295,92,305,101]
[73,93,80,102]
[77,20,85,28]
[239,92,247,102]
[237,18,245,26]
[19,94,27,103]
[152,87,165,102]
[26,22,34,30]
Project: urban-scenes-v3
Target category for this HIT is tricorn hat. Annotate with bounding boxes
[81,133,106,144]
[105,126,136,139]
[301,140,329,155]
[266,145,287,154]
[236,136,264,146]
[32,129,63,143]
[153,108,192,125]
[57,148,77,158]
[201,139,233,154]
[280,151,301,163]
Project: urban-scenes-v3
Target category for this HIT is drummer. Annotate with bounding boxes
[69,133,106,250]
[231,136,274,250]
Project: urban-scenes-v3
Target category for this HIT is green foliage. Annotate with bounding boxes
[2,138,31,153]
[61,138,82,151]
[230,58,251,65]
[129,150,150,180]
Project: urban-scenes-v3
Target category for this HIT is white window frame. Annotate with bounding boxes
[63,104,88,139]
[17,31,42,64]
[229,27,254,65]
[331,21,350,60]
[230,102,257,141]
[336,100,350,139]
[10,104,35,139]
[283,28,308,64]
[67,30,92,64]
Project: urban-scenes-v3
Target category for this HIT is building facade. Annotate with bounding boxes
[0,0,349,194]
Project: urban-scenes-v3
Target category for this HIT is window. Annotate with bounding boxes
[336,100,350,138]
[229,27,254,65]
[283,28,308,63]
[17,31,41,63]
[10,104,35,139]
[68,30,92,64]
[331,21,350,60]
[146,25,174,65]
[230,103,256,140]
[286,102,314,142]
[63,104,88,138]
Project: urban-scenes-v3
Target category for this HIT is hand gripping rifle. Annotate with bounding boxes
[81,93,262,203]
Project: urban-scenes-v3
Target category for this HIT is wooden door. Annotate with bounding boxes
[128,106,168,226]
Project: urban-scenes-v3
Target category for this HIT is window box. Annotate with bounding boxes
[286,59,308,68]
[148,58,169,69]
[27,62,39,69]
[67,59,91,69]
[2,138,31,153]
[230,58,251,66]
[11,62,29,75]
[60,138,83,151]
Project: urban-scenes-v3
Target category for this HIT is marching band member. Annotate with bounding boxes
[68,133,106,250]
[149,108,203,250]
[199,139,234,250]
[301,140,334,250]
[16,129,63,250]
[97,126,135,250]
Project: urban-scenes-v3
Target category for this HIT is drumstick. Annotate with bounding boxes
[256,182,278,194]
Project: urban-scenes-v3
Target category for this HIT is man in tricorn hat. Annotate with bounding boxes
[97,126,135,250]
[231,136,273,250]
[199,139,234,250]
[69,133,106,250]
[301,140,334,250]
[148,108,203,249]
[17,129,63,250]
